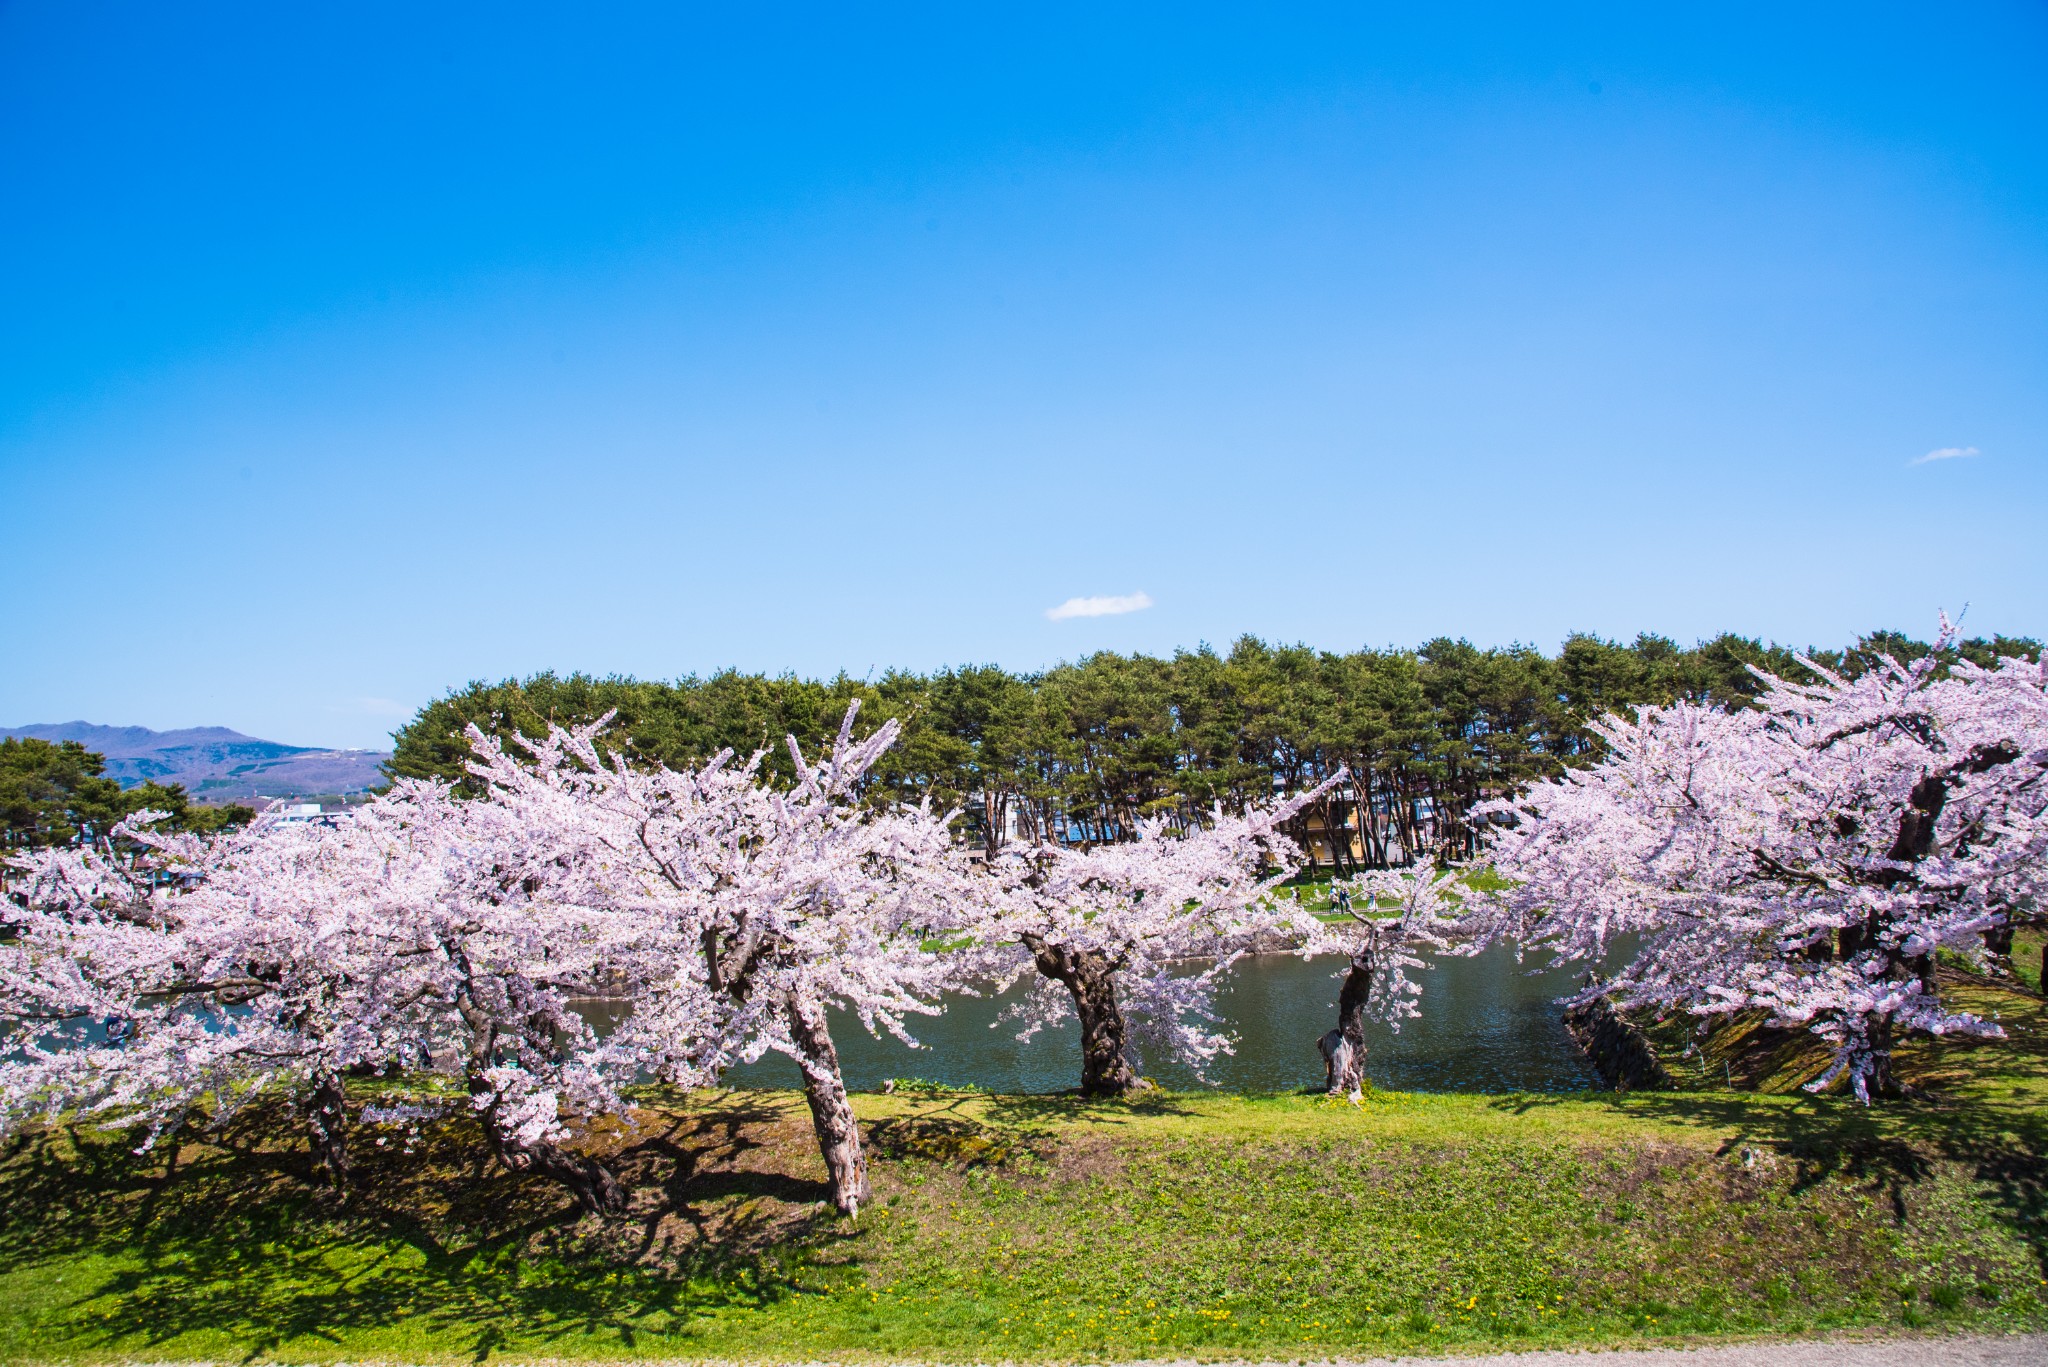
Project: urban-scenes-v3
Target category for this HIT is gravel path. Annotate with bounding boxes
[1108,1337,2048,1367]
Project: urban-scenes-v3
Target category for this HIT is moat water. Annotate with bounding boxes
[17,944,1599,1094]
[706,943,1599,1094]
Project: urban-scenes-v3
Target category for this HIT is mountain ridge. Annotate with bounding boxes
[1,722,390,802]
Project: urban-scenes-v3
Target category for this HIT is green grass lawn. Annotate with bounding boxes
[2012,925,2046,994]
[3,978,2045,1364]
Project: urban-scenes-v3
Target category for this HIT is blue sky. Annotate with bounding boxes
[3,3,2044,750]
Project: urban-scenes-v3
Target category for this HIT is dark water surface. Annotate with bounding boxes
[711,944,1597,1094]
[13,950,1592,1093]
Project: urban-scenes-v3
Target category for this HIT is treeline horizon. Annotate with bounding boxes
[389,626,2042,871]
[1,737,253,851]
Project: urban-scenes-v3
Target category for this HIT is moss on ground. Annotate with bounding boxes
[1638,964,2048,1099]
[1,974,2044,1363]
[2013,925,2046,995]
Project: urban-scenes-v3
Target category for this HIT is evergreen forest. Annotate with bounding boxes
[388,627,2043,872]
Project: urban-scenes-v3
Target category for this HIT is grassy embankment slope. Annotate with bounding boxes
[1,953,2043,1364]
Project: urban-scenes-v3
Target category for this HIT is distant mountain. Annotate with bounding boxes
[0,722,389,803]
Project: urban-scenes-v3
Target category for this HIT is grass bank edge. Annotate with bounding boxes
[4,1080,2044,1364]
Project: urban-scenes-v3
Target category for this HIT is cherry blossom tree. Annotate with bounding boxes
[1312,866,1468,1100]
[462,703,985,1216]
[1474,622,2048,1102]
[0,808,414,1188]
[2,785,650,1213]
[3,703,980,1219]
[364,778,650,1214]
[981,779,1342,1097]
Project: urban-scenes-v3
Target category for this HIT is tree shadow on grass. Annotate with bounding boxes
[864,1112,1057,1169]
[1485,974,2048,1277]
[975,1088,1203,1132]
[0,1098,864,1362]
[1489,1081,2047,1278]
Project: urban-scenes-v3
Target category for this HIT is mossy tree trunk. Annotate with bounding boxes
[443,937,627,1218]
[1024,936,1142,1097]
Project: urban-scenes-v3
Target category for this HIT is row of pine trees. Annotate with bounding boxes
[388,628,2040,872]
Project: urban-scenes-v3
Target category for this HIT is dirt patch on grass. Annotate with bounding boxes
[1048,1130,1126,1181]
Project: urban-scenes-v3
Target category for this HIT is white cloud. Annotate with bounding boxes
[1910,445,1980,466]
[1045,591,1154,621]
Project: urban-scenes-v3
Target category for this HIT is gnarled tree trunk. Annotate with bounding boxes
[1318,950,1373,1100]
[1025,937,1142,1097]
[701,923,870,1217]
[1982,922,2015,961]
[466,1068,628,1216]
[1858,1013,1905,1099]
[303,1069,351,1193]
[443,938,627,1218]
[787,995,869,1216]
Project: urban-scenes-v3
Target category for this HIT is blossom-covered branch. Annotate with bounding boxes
[1474,619,2048,1101]
[981,775,1344,1096]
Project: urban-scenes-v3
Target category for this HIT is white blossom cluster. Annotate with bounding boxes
[7,621,2036,1182]
[1321,865,1473,1032]
[1,702,1321,1206]
[0,775,644,1155]
[980,778,1339,1078]
[1472,621,2048,1100]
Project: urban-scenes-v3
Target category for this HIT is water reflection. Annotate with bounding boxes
[605,944,1594,1095]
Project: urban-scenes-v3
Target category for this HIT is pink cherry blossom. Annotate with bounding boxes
[1473,618,2047,1101]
